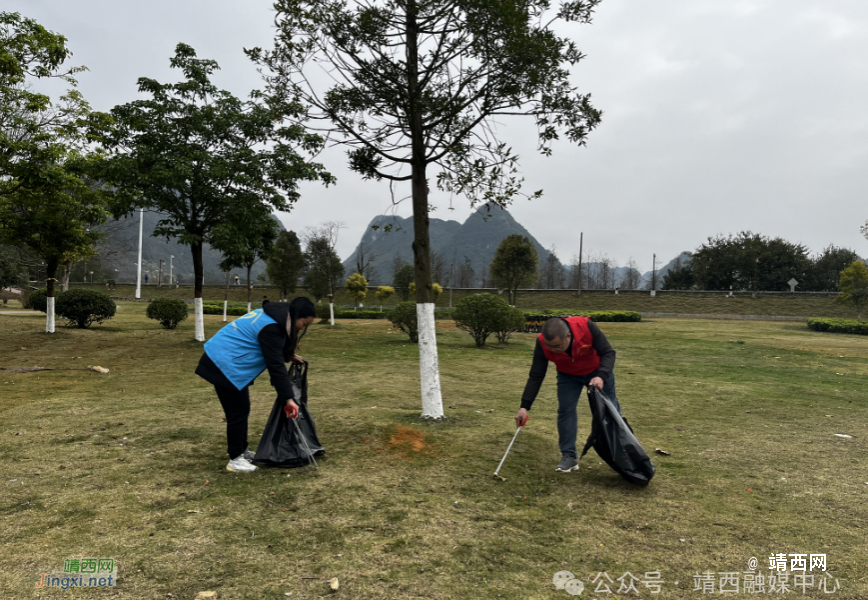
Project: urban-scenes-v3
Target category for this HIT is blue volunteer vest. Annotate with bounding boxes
[203,308,284,391]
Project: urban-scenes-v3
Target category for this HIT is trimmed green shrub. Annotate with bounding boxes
[524,309,641,323]
[454,293,516,348]
[495,306,527,344]
[387,301,418,342]
[55,288,116,328]
[146,297,189,329]
[806,318,868,335]
[24,288,57,312]
[203,303,248,316]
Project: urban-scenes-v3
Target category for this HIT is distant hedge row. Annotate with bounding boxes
[806,318,868,335]
[316,304,455,321]
[524,310,642,323]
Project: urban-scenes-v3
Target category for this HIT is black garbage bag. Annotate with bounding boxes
[253,362,324,468]
[580,387,655,486]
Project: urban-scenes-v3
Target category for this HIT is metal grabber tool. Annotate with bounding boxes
[494,415,529,477]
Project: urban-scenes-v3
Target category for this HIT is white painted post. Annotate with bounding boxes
[194,298,204,342]
[417,303,444,418]
[46,297,55,333]
[135,208,143,299]
[223,300,228,322]
[328,294,335,326]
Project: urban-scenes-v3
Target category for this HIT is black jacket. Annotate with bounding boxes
[195,301,300,402]
[520,319,616,410]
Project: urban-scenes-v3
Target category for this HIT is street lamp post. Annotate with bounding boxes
[158,259,164,288]
[169,255,174,287]
[135,208,143,299]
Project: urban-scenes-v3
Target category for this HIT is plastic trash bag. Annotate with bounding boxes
[253,362,324,468]
[580,387,655,486]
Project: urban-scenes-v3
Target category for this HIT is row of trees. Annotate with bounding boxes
[663,233,864,292]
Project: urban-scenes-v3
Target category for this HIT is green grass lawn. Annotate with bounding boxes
[1,304,866,599]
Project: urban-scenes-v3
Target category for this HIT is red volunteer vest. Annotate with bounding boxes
[538,316,600,376]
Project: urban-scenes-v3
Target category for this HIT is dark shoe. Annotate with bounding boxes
[555,455,579,473]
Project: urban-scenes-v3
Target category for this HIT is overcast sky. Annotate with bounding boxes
[10,0,868,271]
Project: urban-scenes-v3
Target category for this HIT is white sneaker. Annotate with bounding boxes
[227,456,258,473]
[241,448,256,461]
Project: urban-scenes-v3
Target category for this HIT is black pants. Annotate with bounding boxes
[214,385,251,459]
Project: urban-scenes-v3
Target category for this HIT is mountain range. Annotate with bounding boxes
[342,207,559,286]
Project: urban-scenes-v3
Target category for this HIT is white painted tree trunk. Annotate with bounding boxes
[329,302,335,326]
[416,302,444,418]
[247,302,252,313]
[223,300,228,322]
[194,298,205,341]
[46,297,55,333]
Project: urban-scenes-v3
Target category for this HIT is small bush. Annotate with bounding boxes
[388,301,418,342]
[55,288,116,329]
[454,293,515,348]
[146,297,189,329]
[523,310,641,323]
[807,318,868,335]
[203,302,249,316]
[316,303,332,323]
[495,306,527,344]
[25,288,56,312]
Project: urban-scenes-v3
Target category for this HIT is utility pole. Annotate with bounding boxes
[577,232,583,296]
[651,253,657,291]
[158,259,164,288]
[169,255,174,287]
[135,208,143,299]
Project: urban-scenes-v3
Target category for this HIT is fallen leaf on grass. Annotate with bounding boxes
[654,448,670,456]
[329,577,339,591]
[204,480,209,486]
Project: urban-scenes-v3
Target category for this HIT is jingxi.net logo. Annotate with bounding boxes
[553,571,585,595]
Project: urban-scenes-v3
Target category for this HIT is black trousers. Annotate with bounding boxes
[214,384,251,459]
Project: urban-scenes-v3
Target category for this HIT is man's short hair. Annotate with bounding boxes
[541,318,570,341]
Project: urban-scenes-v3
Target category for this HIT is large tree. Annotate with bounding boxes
[249,0,602,418]
[267,230,305,301]
[0,12,113,331]
[213,210,280,312]
[302,222,345,323]
[804,245,862,292]
[835,260,868,319]
[0,156,111,332]
[490,234,538,305]
[95,44,333,341]
[0,12,92,197]
[303,235,344,306]
[691,232,810,292]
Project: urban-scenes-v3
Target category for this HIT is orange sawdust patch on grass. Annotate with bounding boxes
[382,425,434,458]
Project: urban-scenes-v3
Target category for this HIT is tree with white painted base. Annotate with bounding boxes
[251,0,602,418]
[95,44,333,341]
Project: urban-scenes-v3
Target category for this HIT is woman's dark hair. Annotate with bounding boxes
[289,296,316,320]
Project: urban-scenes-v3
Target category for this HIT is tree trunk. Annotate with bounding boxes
[224,271,229,322]
[45,258,59,333]
[407,0,444,419]
[60,261,72,292]
[247,262,252,313]
[192,241,205,341]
